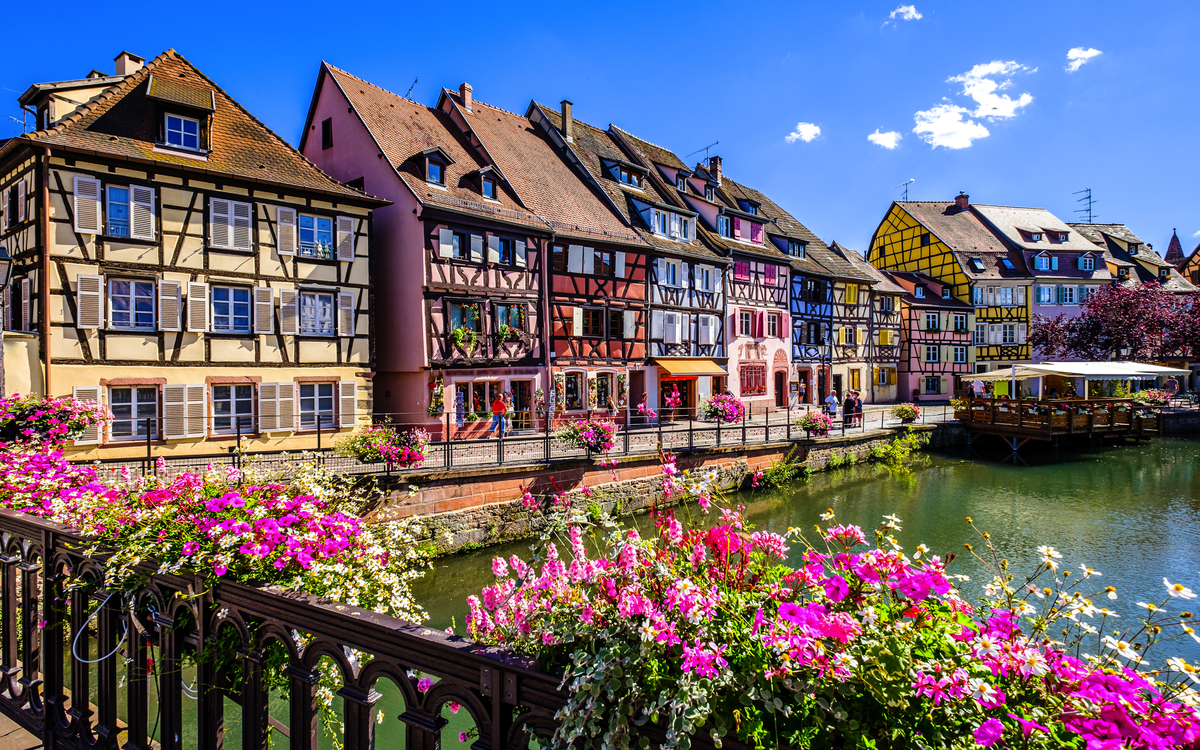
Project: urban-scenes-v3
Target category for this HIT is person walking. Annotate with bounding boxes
[825,390,840,420]
[1166,376,1179,398]
[489,392,507,437]
[853,391,864,427]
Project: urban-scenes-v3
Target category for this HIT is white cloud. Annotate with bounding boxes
[890,5,922,21]
[1066,47,1102,72]
[912,103,990,149]
[785,122,821,143]
[1192,230,1200,238]
[868,129,902,149]
[948,61,1034,119]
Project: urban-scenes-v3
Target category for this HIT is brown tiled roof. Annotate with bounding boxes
[882,270,975,309]
[897,201,1027,280]
[609,125,689,170]
[326,65,547,229]
[1070,222,1197,293]
[830,242,907,293]
[444,95,641,246]
[21,51,378,202]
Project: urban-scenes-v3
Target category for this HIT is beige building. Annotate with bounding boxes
[0,50,384,459]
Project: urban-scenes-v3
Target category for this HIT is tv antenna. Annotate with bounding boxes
[893,178,914,201]
[404,77,418,100]
[8,113,27,134]
[686,141,720,165]
[1073,188,1097,224]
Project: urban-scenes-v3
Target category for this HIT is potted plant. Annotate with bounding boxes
[496,323,521,343]
[891,403,921,423]
[553,417,616,453]
[796,410,833,437]
[699,393,747,424]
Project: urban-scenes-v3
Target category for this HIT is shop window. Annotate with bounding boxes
[564,372,584,410]
[739,364,766,395]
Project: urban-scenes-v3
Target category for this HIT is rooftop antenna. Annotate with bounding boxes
[8,113,27,135]
[1073,188,1097,224]
[686,141,720,165]
[404,77,418,100]
[893,178,914,201]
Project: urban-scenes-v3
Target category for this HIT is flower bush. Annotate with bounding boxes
[1133,389,1172,407]
[891,403,922,421]
[796,410,834,437]
[554,417,616,453]
[699,393,746,424]
[0,393,110,447]
[334,422,428,468]
[468,460,1200,750]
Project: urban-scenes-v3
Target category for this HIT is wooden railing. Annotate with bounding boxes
[952,398,1163,437]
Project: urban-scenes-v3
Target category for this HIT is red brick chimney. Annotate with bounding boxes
[459,82,473,112]
[710,155,722,185]
[955,191,969,211]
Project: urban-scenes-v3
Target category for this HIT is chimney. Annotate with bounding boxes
[459,82,473,112]
[710,155,722,185]
[114,51,144,76]
[560,100,574,141]
[955,191,969,211]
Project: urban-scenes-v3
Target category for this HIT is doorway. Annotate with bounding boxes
[832,374,843,400]
[511,380,533,430]
[818,369,828,402]
[774,371,785,407]
[630,370,646,423]
[660,379,693,421]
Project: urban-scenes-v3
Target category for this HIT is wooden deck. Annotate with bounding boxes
[954,398,1163,447]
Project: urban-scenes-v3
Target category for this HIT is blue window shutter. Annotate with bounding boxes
[1051,256,1058,271]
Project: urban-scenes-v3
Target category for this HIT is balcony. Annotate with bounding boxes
[299,241,333,260]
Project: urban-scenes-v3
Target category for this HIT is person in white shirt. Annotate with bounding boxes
[825,391,839,417]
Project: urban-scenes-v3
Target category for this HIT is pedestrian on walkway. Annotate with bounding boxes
[825,391,839,419]
[853,391,864,427]
[1166,376,1179,397]
[843,392,856,427]
[489,393,507,437]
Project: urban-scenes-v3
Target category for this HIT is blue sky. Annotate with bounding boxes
[4,1,1198,257]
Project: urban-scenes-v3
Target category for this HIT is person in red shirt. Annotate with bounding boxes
[489,394,507,437]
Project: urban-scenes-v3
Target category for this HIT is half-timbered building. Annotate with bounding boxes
[867,194,1032,382]
[0,50,381,459]
[302,69,545,436]
[828,243,905,404]
[882,271,974,401]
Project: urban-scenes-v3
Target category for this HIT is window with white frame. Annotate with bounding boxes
[1038,286,1055,304]
[299,382,335,429]
[942,287,952,299]
[106,186,131,237]
[1030,233,1042,242]
[705,185,715,201]
[1058,233,1068,242]
[681,218,690,240]
[299,291,335,335]
[954,346,967,363]
[165,114,200,151]
[697,265,713,292]
[717,215,731,237]
[925,345,939,363]
[657,212,667,234]
[109,279,156,329]
[845,327,856,346]
[998,287,1014,306]
[212,384,254,434]
[1002,324,1017,344]
[767,314,778,338]
[953,313,967,331]
[109,386,158,440]
[1034,255,1049,271]
[1081,255,1095,271]
[739,310,753,336]
[677,175,686,191]
[924,376,940,394]
[788,240,805,259]
[878,368,889,386]
[925,312,939,330]
[1062,285,1077,305]
[660,260,679,287]
[975,324,987,345]
[914,286,925,298]
[973,287,984,306]
[212,286,251,333]
[299,214,334,259]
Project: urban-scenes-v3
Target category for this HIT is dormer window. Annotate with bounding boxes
[482,177,496,199]
[970,258,986,272]
[788,240,805,259]
[1079,255,1095,272]
[427,160,444,185]
[738,200,759,216]
[1128,243,1139,255]
[705,185,715,201]
[717,215,731,238]
[1058,232,1068,242]
[1034,254,1057,271]
[914,286,925,298]
[1000,258,1015,270]
[1160,268,1170,280]
[1029,233,1042,242]
[677,175,686,192]
[942,288,951,299]
[165,114,200,151]
[619,168,641,187]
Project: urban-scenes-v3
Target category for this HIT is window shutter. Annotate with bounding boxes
[781,313,789,337]
[1056,285,1065,304]
[71,386,102,445]
[655,258,666,284]
[515,240,526,268]
[130,185,156,240]
[4,283,10,330]
[276,207,297,255]
[572,306,583,336]
[20,279,30,332]
[698,314,710,345]
[253,287,274,334]
[680,262,689,289]
[277,383,295,431]
[1077,285,1087,304]
[968,346,977,363]
[967,312,976,329]
[733,216,741,239]
[186,384,207,438]
[209,198,232,249]
[76,274,103,329]
[1,189,8,230]
[1016,286,1026,306]
[838,327,846,345]
[651,309,664,339]
[163,384,188,440]
[187,282,209,332]
[336,216,355,261]
[941,345,950,363]
[73,177,102,234]
[1018,323,1027,344]
[438,228,454,258]
[258,382,279,432]
[1051,256,1058,271]
[940,376,948,394]
[470,234,483,263]
[568,245,583,273]
[279,290,298,335]
[757,311,765,338]
[858,327,867,347]
[985,287,995,306]
[487,235,500,263]
[623,309,636,339]
[614,251,625,278]
[665,312,681,344]
[158,280,181,331]
[339,381,357,428]
[231,201,253,251]
[1077,255,1085,270]
[337,292,355,337]
[16,180,26,223]
[583,246,595,275]
[989,323,1000,344]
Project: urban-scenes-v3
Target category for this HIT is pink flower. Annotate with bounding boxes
[458,732,469,743]
[822,575,849,602]
[492,557,509,577]
[213,563,227,577]
[974,718,1004,747]
[448,701,460,714]
[417,677,434,693]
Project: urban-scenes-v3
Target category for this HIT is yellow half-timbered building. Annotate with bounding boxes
[867,194,1032,380]
[0,50,385,458]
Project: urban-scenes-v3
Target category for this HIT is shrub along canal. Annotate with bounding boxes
[414,436,1200,664]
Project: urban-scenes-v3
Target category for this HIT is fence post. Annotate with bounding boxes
[742,405,747,445]
[716,415,721,447]
[236,416,243,471]
[787,401,791,441]
[689,415,694,451]
[544,409,551,463]
[146,418,153,477]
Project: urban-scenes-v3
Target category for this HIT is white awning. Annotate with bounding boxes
[969,361,1188,382]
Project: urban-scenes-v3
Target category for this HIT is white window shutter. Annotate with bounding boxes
[163,384,188,440]
[572,306,583,336]
[583,247,595,275]
[438,228,454,258]
[680,262,689,289]
[1018,323,1027,344]
[614,251,625,278]
[187,282,209,332]
[623,309,636,339]
[487,235,500,263]
[989,323,1000,344]
[130,185,156,240]
[258,383,279,432]
[16,180,26,223]
[1016,286,1026,306]
[339,381,357,428]
[20,279,30,332]
[655,258,667,284]
[209,198,232,249]
[567,245,583,273]
[651,310,664,339]
[515,240,527,268]
[277,383,295,431]
[277,207,297,255]
[253,287,274,334]
[186,384,207,438]
[699,314,711,345]
[71,386,103,445]
[158,280,181,331]
[336,216,355,261]
[278,290,298,335]
[941,345,950,363]
[669,213,680,238]
[231,201,253,251]
[665,312,680,344]
[76,274,103,329]
[73,177,102,234]
[337,292,355,337]
[470,234,483,263]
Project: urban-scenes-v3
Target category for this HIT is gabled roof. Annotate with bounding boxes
[972,205,1098,252]
[1070,222,1197,293]
[323,64,544,228]
[13,51,379,203]
[893,201,1027,281]
[829,242,906,294]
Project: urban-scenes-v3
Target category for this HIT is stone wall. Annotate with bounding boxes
[1162,411,1200,435]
